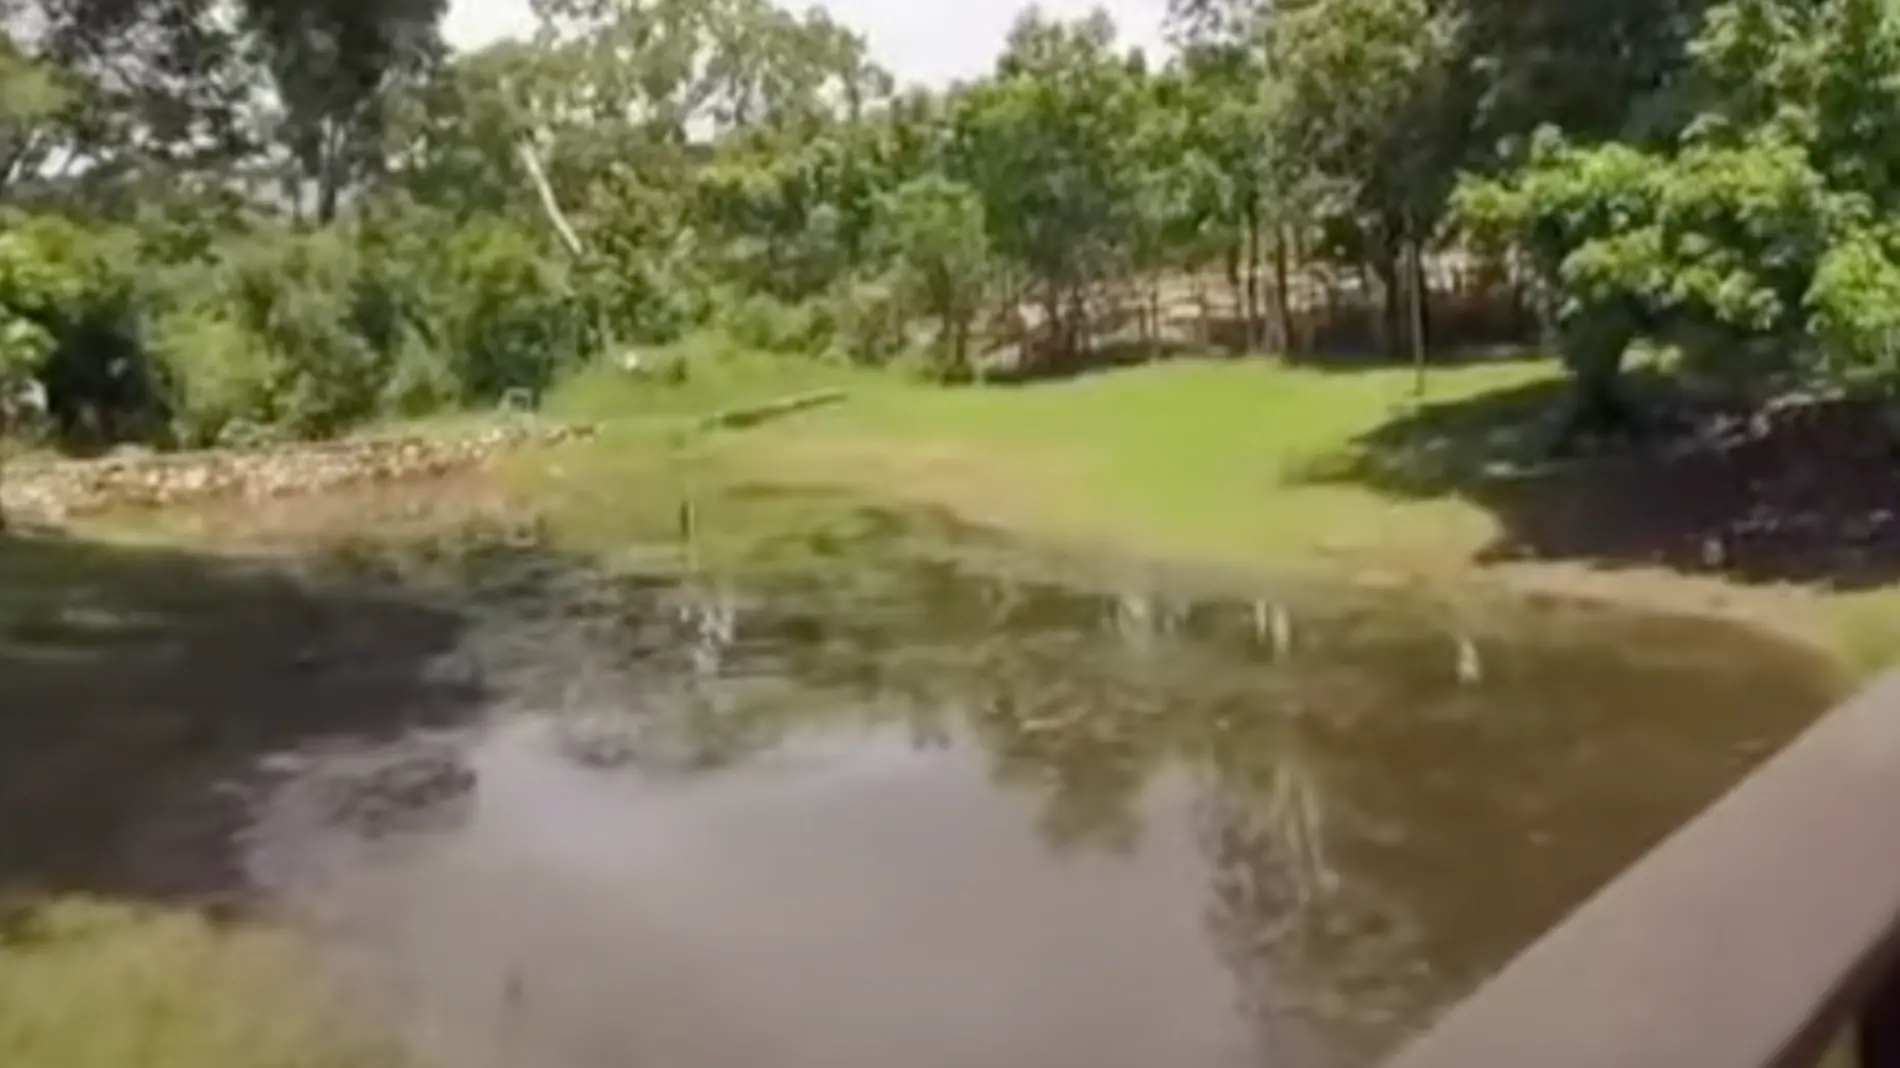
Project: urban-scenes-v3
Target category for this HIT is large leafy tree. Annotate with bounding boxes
[1269,0,1459,354]
[874,174,991,373]
[241,0,447,224]
[1459,0,1900,439]
[948,9,1148,364]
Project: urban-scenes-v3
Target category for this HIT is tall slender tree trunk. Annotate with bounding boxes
[1373,247,1403,356]
[317,172,341,225]
[1225,241,1244,346]
[316,121,346,226]
[1407,235,1429,395]
[1273,225,1294,354]
[1149,275,1163,350]
[1409,236,1431,361]
[1069,285,1091,361]
[946,307,971,379]
[1245,204,1263,351]
[1192,272,1211,346]
[1043,285,1065,370]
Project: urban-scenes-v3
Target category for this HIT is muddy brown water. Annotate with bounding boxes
[1,494,1844,1068]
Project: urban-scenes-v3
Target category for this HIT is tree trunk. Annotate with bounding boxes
[1068,285,1091,361]
[1245,204,1263,351]
[1042,286,1065,370]
[1191,272,1211,346]
[317,171,340,225]
[1407,236,1429,394]
[943,306,971,381]
[316,121,346,226]
[1273,225,1294,354]
[1225,241,1244,344]
[517,140,587,260]
[1552,302,1642,454]
[285,167,306,228]
[1149,276,1163,350]
[1373,247,1402,356]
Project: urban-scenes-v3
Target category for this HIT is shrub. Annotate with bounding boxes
[719,291,834,354]
[433,218,583,402]
[148,307,269,448]
[823,276,911,364]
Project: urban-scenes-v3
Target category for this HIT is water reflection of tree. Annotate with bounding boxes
[837,576,1455,1065]
[1192,761,1432,1068]
[332,520,1819,1068]
[330,524,1448,1058]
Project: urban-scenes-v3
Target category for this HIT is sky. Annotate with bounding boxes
[443,0,1172,86]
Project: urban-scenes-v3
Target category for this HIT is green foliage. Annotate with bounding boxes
[873,175,991,373]
[429,217,582,401]
[1460,0,1900,404]
[0,223,61,386]
[719,290,835,354]
[149,307,272,447]
[1808,227,1900,388]
[950,10,1146,323]
[146,210,580,445]
[13,0,1900,452]
[217,229,397,438]
[822,275,910,365]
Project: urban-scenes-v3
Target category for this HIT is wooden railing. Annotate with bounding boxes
[1380,672,1900,1068]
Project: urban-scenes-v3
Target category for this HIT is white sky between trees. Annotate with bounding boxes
[443,0,1172,86]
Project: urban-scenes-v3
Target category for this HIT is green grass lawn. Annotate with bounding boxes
[547,350,1550,563]
[540,345,1900,673]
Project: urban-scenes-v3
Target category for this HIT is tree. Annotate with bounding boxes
[1269,0,1459,355]
[242,0,447,224]
[1449,0,1715,161]
[875,174,991,375]
[0,33,73,196]
[1457,0,1900,442]
[949,8,1147,366]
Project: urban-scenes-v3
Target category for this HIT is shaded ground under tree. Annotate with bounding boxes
[1300,375,1900,591]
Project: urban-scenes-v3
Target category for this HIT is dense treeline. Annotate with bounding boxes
[2,0,1897,450]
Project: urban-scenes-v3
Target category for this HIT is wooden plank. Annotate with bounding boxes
[1382,672,1900,1068]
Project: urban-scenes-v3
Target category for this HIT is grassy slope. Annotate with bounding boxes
[547,350,1897,671]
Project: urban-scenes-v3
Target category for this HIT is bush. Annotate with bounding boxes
[823,276,911,364]
[433,218,583,402]
[152,211,581,442]
[222,228,398,438]
[148,308,268,448]
[719,291,834,354]
[0,213,169,447]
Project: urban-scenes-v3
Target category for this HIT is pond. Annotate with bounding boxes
[0,485,1845,1068]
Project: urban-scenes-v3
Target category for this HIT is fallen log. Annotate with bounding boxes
[696,389,848,431]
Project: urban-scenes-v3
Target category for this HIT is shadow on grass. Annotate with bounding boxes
[973,311,1543,387]
[0,527,488,907]
[1279,343,1548,373]
[1297,375,1900,591]
[978,338,1214,386]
